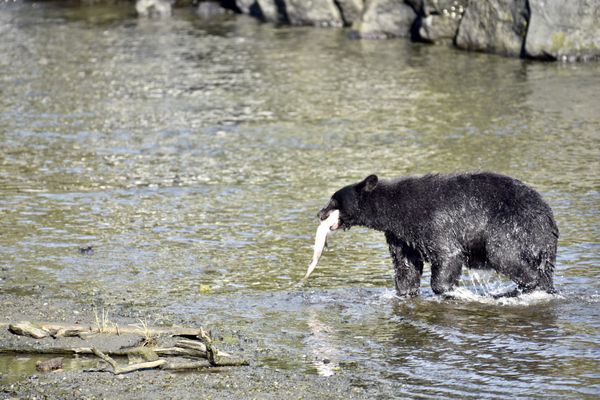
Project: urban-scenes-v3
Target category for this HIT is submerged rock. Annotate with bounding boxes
[455,0,529,57]
[525,0,600,61]
[79,245,94,255]
[36,357,64,373]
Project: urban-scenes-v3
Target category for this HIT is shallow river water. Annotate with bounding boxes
[1,2,599,398]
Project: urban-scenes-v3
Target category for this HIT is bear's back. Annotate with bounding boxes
[379,172,557,238]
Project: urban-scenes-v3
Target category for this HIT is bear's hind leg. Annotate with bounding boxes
[430,252,464,296]
[488,243,556,296]
[386,233,423,297]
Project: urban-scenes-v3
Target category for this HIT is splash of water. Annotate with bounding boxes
[440,269,561,306]
[458,269,514,297]
[441,287,560,306]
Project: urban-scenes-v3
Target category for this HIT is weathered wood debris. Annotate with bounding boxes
[2,321,248,375]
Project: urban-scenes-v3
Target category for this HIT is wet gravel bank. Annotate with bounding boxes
[0,291,371,399]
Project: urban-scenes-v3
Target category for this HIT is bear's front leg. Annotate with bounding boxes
[430,252,465,296]
[385,232,423,297]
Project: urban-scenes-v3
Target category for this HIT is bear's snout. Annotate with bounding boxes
[318,208,330,221]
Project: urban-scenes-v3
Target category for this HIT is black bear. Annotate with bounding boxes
[318,172,558,297]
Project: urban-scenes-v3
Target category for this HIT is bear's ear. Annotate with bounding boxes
[360,174,378,192]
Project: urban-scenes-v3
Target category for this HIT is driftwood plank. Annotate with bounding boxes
[3,320,249,374]
[92,348,166,375]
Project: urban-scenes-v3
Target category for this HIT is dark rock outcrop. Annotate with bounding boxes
[197,1,227,17]
[232,0,343,26]
[256,0,285,23]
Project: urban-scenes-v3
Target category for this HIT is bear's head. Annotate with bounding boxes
[318,174,378,230]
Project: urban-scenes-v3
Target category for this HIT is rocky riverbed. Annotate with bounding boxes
[226,0,600,61]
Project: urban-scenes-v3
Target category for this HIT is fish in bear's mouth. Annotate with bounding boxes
[302,209,340,282]
[318,208,343,230]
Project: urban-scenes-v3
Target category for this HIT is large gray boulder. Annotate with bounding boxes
[455,0,528,57]
[525,0,600,61]
[283,0,344,27]
[357,0,418,39]
[336,0,365,25]
[421,0,465,16]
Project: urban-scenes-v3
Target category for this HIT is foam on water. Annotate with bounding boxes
[440,287,561,306]
[415,269,563,306]
[589,293,600,302]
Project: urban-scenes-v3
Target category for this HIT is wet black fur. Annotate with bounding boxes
[319,172,558,297]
